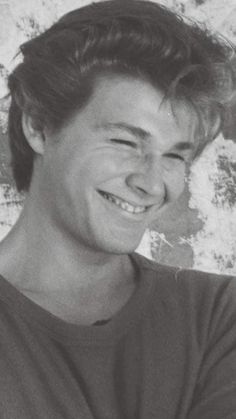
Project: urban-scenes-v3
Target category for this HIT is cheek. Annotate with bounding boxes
[85,151,139,180]
[59,154,121,196]
[164,165,186,201]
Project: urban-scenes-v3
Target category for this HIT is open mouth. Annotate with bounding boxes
[98,191,148,215]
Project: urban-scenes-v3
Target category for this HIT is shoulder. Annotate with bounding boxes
[133,252,236,337]
[134,251,236,298]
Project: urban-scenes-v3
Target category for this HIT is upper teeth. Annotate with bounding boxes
[102,192,146,214]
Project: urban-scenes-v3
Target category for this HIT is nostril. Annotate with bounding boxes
[126,172,166,199]
[135,185,148,195]
[126,173,148,196]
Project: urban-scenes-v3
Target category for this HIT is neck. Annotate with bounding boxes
[0,194,138,324]
[0,196,135,298]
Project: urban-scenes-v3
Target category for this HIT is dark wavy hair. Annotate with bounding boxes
[7,0,236,191]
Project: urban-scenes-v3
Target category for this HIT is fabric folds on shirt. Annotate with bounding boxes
[0,252,236,419]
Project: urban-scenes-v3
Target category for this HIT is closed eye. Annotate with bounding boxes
[165,153,185,161]
[110,138,137,148]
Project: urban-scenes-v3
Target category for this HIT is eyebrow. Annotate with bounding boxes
[95,122,195,151]
[95,122,151,141]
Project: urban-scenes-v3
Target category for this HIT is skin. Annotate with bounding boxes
[0,75,196,324]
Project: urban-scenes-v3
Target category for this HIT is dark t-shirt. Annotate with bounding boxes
[0,253,236,418]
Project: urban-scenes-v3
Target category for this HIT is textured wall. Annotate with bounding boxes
[0,0,236,274]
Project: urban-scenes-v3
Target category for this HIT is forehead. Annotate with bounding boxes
[80,74,198,147]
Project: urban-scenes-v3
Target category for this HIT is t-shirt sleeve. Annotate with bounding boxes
[188,276,236,419]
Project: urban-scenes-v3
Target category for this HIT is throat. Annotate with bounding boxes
[19,257,137,326]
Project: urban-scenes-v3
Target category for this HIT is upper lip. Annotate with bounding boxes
[98,190,155,209]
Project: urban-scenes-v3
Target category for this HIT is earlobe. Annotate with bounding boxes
[22,113,45,155]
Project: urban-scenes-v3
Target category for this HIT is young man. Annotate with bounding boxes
[0,1,235,417]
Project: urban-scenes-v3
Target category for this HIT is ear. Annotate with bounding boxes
[22,113,45,155]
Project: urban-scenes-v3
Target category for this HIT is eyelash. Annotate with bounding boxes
[110,140,186,162]
[165,153,185,161]
[110,139,137,149]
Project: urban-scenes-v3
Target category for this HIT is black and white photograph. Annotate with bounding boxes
[0,0,236,417]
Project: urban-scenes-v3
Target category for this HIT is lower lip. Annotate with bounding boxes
[98,191,149,220]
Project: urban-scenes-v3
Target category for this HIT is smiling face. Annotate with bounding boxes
[35,75,196,255]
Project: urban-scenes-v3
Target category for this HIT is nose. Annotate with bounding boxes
[126,153,166,199]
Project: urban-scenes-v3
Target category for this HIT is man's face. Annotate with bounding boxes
[39,75,196,255]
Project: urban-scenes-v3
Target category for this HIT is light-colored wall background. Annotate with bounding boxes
[0,0,236,274]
